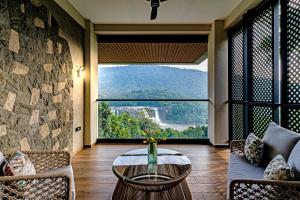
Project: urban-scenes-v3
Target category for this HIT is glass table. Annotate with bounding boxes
[112,148,192,200]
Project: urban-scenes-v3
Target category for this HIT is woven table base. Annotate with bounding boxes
[112,178,191,200]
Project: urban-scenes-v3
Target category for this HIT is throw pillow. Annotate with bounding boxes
[4,151,36,176]
[288,140,300,180]
[264,154,294,180]
[0,151,7,176]
[244,133,264,166]
[263,122,300,163]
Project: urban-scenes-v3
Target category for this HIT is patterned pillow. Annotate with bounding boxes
[4,151,36,176]
[264,154,295,180]
[244,133,264,166]
[0,151,7,176]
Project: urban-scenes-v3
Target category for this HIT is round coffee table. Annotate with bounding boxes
[112,148,192,200]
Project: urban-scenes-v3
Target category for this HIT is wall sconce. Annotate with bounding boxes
[77,66,85,78]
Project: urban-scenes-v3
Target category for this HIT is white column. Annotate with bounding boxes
[208,20,229,146]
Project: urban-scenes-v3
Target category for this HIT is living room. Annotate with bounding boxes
[0,0,300,199]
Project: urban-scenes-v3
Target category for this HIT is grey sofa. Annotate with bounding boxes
[228,139,300,200]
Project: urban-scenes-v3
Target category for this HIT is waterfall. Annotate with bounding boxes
[110,106,161,124]
[152,108,161,124]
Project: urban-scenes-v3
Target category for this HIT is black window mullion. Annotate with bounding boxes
[273,0,281,124]
[243,13,252,138]
[228,31,233,142]
[280,0,288,128]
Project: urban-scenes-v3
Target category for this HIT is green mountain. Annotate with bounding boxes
[98,65,208,99]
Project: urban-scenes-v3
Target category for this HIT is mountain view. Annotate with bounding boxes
[98,65,209,139]
[98,65,208,99]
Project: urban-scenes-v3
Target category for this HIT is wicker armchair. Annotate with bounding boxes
[0,151,72,200]
[229,140,300,200]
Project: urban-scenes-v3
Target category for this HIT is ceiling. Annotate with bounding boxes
[98,35,208,64]
[69,0,242,24]
[98,42,207,64]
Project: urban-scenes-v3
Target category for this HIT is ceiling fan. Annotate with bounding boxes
[147,0,167,20]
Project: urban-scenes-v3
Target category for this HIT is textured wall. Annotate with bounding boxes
[0,0,84,153]
[41,0,85,154]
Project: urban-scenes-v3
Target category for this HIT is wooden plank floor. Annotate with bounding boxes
[72,144,230,200]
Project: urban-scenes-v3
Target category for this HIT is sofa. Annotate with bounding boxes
[228,123,300,200]
[0,151,75,200]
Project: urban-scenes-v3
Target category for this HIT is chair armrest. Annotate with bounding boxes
[0,174,71,200]
[229,178,300,200]
[22,151,71,173]
[230,140,246,154]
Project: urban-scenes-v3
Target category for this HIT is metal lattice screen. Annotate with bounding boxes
[231,28,244,101]
[286,0,300,104]
[251,106,273,138]
[229,0,300,141]
[282,0,300,132]
[231,104,244,140]
[229,25,244,140]
[229,2,275,140]
[250,6,274,103]
[286,108,300,133]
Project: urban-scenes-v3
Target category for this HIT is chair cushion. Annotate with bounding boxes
[4,151,36,176]
[262,122,300,163]
[244,133,263,166]
[264,154,294,180]
[0,151,7,176]
[228,153,265,184]
[41,165,76,200]
[288,140,300,180]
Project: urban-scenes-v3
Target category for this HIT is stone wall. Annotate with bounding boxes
[0,0,84,153]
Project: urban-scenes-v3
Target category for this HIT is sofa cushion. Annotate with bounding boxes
[262,122,300,163]
[4,151,36,176]
[264,154,294,180]
[228,153,265,184]
[41,165,75,200]
[0,152,7,176]
[244,133,263,166]
[288,140,300,180]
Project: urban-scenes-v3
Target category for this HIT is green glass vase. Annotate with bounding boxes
[148,141,157,165]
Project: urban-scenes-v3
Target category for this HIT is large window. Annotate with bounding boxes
[98,61,208,140]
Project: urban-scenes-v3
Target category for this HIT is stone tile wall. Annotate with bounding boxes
[0,0,78,153]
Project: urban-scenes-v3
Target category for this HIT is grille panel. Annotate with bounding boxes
[230,28,244,101]
[251,106,273,138]
[286,0,300,104]
[231,104,244,140]
[250,6,274,103]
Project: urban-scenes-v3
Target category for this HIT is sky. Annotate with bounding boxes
[98,58,208,72]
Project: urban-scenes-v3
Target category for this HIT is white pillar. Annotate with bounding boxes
[208,20,229,146]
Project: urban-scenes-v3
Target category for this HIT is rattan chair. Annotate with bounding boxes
[0,151,72,200]
[229,140,300,200]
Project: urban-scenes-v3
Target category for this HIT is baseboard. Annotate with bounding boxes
[96,138,210,144]
[213,144,229,148]
[84,141,97,148]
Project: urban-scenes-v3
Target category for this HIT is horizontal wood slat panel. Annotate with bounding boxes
[98,42,207,64]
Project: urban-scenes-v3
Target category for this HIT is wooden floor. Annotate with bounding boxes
[72,144,230,200]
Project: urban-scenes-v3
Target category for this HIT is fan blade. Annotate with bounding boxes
[151,7,158,20]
